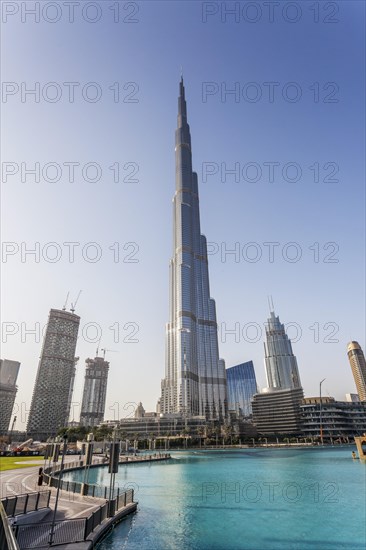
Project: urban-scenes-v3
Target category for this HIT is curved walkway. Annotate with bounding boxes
[1,454,170,548]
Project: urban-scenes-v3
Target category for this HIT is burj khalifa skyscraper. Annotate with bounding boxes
[160,78,227,420]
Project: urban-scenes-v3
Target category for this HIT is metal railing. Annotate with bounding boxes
[1,492,51,518]
[0,501,19,550]
[14,518,85,548]
[83,502,108,540]
[13,491,134,548]
[116,489,134,510]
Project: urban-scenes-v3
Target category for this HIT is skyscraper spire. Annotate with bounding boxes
[161,79,227,420]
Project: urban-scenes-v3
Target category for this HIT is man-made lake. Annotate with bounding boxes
[64,447,366,549]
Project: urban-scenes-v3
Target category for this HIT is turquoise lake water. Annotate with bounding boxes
[64,447,366,550]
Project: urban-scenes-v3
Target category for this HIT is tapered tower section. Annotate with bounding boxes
[348,341,366,402]
[264,310,302,390]
[161,78,227,420]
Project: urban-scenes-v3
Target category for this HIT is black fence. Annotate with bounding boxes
[116,489,134,510]
[1,492,51,518]
[13,491,134,548]
[14,518,85,548]
[83,502,108,540]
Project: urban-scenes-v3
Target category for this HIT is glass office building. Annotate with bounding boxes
[160,78,227,420]
[0,359,20,434]
[347,341,366,401]
[226,361,257,418]
[80,356,110,427]
[264,310,302,390]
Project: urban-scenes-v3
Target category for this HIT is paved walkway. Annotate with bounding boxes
[1,456,106,520]
[1,456,122,548]
[1,453,170,548]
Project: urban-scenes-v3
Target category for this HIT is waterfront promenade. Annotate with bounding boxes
[1,453,171,548]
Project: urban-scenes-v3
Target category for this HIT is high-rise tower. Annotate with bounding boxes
[80,356,110,427]
[160,78,227,420]
[0,359,20,434]
[226,361,257,417]
[264,310,302,390]
[348,341,366,402]
[27,308,80,438]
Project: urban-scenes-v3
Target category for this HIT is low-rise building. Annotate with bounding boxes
[251,387,304,435]
[301,397,366,440]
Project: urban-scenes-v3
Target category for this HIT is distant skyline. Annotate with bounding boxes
[1,1,365,429]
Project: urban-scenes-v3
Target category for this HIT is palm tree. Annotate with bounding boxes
[197,426,205,448]
[221,424,233,446]
[213,425,221,447]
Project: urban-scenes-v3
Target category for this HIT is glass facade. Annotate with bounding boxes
[161,79,227,419]
[80,357,109,427]
[226,361,257,417]
[0,359,20,433]
[347,341,366,401]
[264,311,302,390]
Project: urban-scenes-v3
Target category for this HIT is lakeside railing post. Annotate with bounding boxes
[319,378,326,446]
[49,434,67,546]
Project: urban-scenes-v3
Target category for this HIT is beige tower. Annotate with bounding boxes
[347,341,366,402]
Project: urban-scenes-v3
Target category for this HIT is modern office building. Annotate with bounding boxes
[264,310,302,390]
[226,361,257,417]
[27,308,80,439]
[345,393,360,403]
[252,307,304,435]
[80,356,110,427]
[252,387,304,435]
[301,397,366,440]
[347,341,366,401]
[0,359,20,434]
[160,78,227,420]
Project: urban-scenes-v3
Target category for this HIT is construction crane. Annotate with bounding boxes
[96,336,102,357]
[100,348,118,360]
[70,290,82,313]
[62,291,70,311]
[8,415,17,445]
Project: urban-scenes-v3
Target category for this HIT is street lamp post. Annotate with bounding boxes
[49,434,67,546]
[319,378,326,446]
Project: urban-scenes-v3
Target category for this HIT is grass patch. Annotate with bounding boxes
[0,456,44,472]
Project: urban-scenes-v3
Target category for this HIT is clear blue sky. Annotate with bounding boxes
[1,1,365,429]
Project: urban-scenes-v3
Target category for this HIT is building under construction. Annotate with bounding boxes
[27,306,80,440]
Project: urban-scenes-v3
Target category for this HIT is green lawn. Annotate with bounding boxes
[0,456,45,472]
